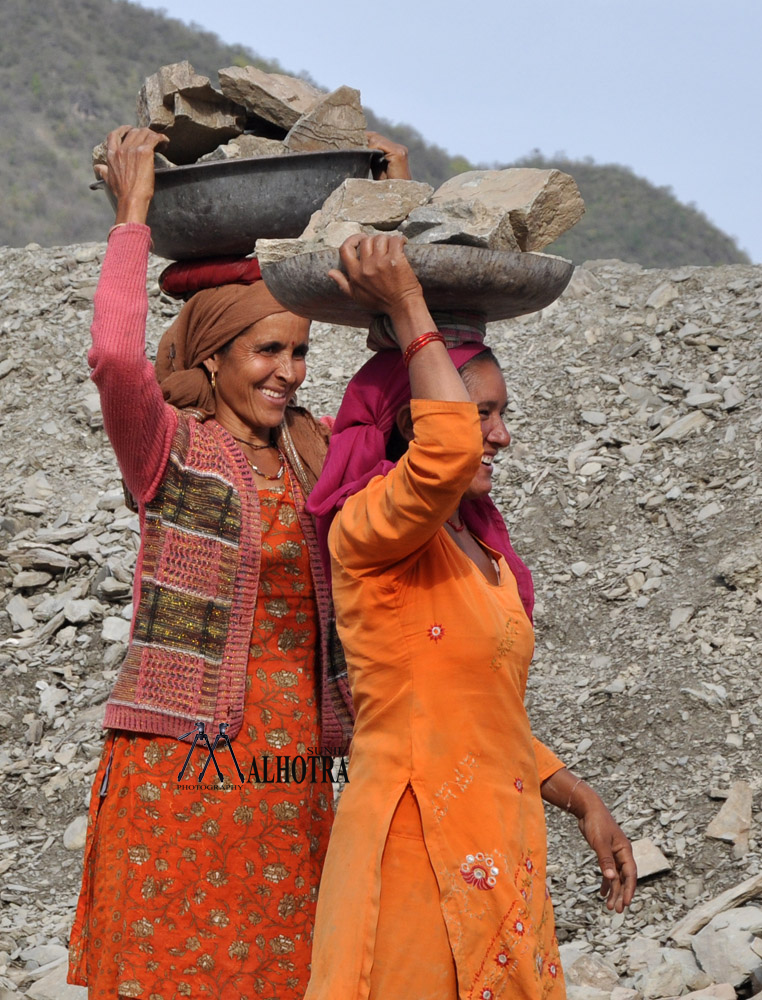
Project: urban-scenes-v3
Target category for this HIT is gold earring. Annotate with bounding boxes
[211,371,217,393]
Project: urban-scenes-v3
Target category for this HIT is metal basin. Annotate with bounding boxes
[261,245,575,327]
[92,149,380,260]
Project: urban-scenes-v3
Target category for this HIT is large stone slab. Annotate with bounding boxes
[669,873,762,947]
[706,780,753,853]
[62,814,88,850]
[255,238,318,267]
[198,134,287,162]
[564,952,620,991]
[706,781,752,843]
[691,905,762,987]
[136,61,245,164]
[256,225,383,264]
[6,594,35,630]
[429,167,585,251]
[136,60,214,129]
[303,178,433,235]
[20,943,68,967]
[625,935,663,974]
[315,220,379,247]
[632,836,672,878]
[646,281,680,309]
[639,959,688,999]
[402,200,521,250]
[218,65,322,129]
[158,92,244,165]
[285,86,368,152]
[633,947,711,996]
[653,410,709,441]
[25,961,87,999]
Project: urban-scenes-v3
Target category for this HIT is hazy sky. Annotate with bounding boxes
[136,0,762,262]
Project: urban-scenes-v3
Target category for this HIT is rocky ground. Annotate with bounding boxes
[0,241,760,999]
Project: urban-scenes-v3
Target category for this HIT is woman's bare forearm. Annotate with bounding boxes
[387,295,470,403]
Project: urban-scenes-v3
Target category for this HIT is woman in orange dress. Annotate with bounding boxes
[304,235,637,1000]
[67,128,353,999]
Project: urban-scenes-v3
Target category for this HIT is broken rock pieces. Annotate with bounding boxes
[95,62,369,170]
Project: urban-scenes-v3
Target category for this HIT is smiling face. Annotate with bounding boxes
[203,312,310,442]
[460,358,511,500]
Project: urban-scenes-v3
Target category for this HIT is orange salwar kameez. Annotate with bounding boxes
[69,480,331,999]
[306,401,567,1000]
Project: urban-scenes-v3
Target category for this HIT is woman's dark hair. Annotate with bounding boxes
[385,347,502,461]
[457,347,500,382]
[217,333,239,356]
[386,422,409,463]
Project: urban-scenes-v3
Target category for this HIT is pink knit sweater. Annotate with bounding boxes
[89,225,178,505]
[89,224,352,749]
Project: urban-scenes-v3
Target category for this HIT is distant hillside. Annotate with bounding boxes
[0,0,749,269]
[511,153,749,269]
[0,0,465,249]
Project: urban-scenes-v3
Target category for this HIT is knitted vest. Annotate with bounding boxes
[103,413,353,749]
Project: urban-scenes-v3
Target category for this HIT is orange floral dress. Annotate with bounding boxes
[69,478,332,1000]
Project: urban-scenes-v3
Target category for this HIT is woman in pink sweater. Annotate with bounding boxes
[68,127,353,1000]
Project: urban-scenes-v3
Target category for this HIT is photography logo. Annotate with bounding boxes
[175,721,349,787]
[177,721,244,784]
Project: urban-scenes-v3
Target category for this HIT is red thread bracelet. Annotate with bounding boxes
[403,332,445,368]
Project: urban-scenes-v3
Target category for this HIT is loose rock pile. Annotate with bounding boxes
[0,242,760,998]
[256,165,585,263]
[92,62,586,269]
[93,61,369,168]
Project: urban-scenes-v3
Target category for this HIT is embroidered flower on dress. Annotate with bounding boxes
[514,777,523,792]
[460,852,499,889]
[428,624,445,642]
[525,857,533,873]
[495,951,509,967]
[513,919,525,936]
[548,961,559,979]
[480,990,493,999]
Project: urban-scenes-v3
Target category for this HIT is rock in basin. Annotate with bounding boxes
[94,149,380,260]
[260,245,574,327]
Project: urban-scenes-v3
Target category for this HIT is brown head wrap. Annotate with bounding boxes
[154,282,289,417]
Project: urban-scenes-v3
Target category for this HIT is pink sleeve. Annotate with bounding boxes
[88,224,177,502]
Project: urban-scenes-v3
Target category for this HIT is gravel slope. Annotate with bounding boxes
[0,242,760,996]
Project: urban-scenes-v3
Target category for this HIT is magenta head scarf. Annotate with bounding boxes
[306,345,535,621]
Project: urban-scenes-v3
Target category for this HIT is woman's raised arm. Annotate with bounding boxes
[327,235,482,570]
[89,128,178,503]
[330,234,470,403]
